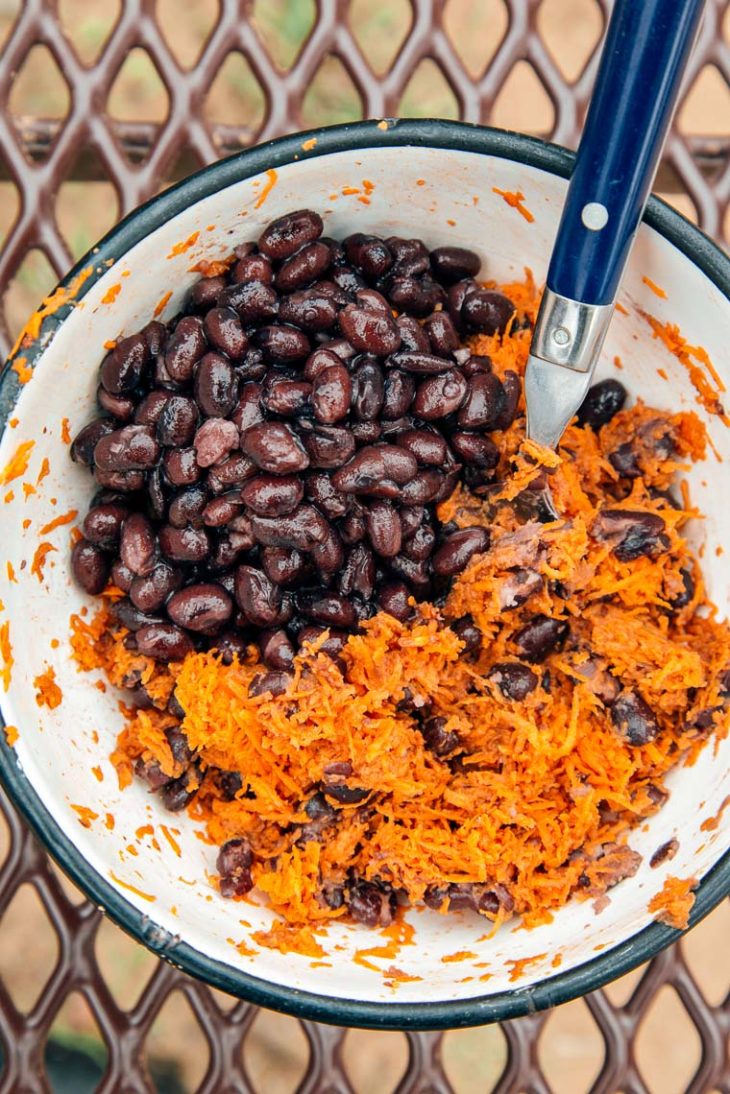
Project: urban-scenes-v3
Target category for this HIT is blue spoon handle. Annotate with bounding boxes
[547,0,705,307]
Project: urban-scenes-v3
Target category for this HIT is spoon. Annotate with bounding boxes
[524,0,705,506]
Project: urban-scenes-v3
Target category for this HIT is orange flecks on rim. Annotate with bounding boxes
[100,283,121,305]
[12,357,32,385]
[0,622,12,691]
[615,301,630,316]
[39,509,78,535]
[1,441,35,486]
[34,665,62,709]
[109,870,157,902]
[492,187,535,223]
[251,921,324,958]
[5,562,16,584]
[642,275,667,299]
[31,542,57,582]
[440,950,477,963]
[353,917,415,971]
[160,824,182,857]
[188,256,235,278]
[700,793,730,832]
[71,804,99,828]
[167,231,200,259]
[506,953,548,982]
[91,765,103,782]
[153,290,173,318]
[36,457,51,485]
[9,266,93,359]
[648,875,697,929]
[4,725,18,747]
[253,169,278,210]
[301,137,317,151]
[60,418,72,445]
[105,813,115,830]
[640,311,728,423]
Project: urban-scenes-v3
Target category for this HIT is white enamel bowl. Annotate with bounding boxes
[0,121,728,1029]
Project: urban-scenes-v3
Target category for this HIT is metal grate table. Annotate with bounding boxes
[0,2,728,1090]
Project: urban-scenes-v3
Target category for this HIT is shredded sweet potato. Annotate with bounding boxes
[69,274,730,934]
[648,875,697,929]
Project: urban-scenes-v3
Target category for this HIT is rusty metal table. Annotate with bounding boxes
[0,2,728,1090]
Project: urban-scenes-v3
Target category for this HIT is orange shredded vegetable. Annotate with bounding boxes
[34,666,63,710]
[1,441,34,486]
[648,875,697,929]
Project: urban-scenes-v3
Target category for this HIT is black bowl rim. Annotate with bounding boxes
[0,118,728,1031]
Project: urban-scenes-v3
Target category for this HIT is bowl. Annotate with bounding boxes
[0,120,729,1030]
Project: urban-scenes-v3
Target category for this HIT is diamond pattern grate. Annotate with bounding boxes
[0,1,728,1090]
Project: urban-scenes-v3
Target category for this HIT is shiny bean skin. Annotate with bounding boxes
[432,526,490,576]
[311,526,345,573]
[382,370,415,419]
[97,385,137,421]
[332,445,417,493]
[389,553,431,593]
[388,351,451,374]
[202,493,243,526]
[450,431,499,468]
[301,425,355,469]
[258,209,323,260]
[232,253,273,283]
[241,473,304,516]
[460,353,492,378]
[331,265,366,297]
[165,316,207,383]
[399,469,443,505]
[278,289,338,332]
[120,513,157,576]
[424,311,459,356]
[413,370,467,420]
[338,303,401,355]
[462,289,515,335]
[72,539,111,594]
[513,614,568,662]
[94,425,159,471]
[305,471,348,519]
[207,453,257,491]
[261,546,307,587]
[451,615,482,657]
[135,390,171,427]
[157,396,198,447]
[304,348,343,382]
[340,510,366,544]
[430,246,481,283]
[94,467,145,492]
[251,505,329,549]
[489,661,537,701]
[148,467,166,521]
[388,276,444,318]
[135,622,194,661]
[403,522,435,561]
[71,418,116,465]
[312,362,352,423]
[83,503,128,549]
[231,383,264,433]
[248,670,293,698]
[298,592,357,629]
[366,500,401,557]
[234,565,283,626]
[100,333,148,394]
[446,278,478,329]
[344,234,393,277]
[399,506,425,539]
[397,429,447,466]
[194,418,239,468]
[577,378,627,431]
[276,241,331,292]
[187,276,226,312]
[611,689,660,746]
[167,583,233,631]
[203,307,248,359]
[259,627,296,671]
[387,236,430,277]
[169,484,209,528]
[377,581,414,622]
[242,421,309,474]
[494,369,521,431]
[218,280,278,324]
[158,524,210,563]
[263,376,312,417]
[351,421,382,444]
[142,320,167,356]
[111,560,134,593]
[130,562,182,612]
[458,372,506,430]
[163,447,200,486]
[396,315,430,353]
[256,325,311,363]
[339,543,375,599]
[297,626,348,658]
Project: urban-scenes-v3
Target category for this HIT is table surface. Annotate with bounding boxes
[0,2,728,1090]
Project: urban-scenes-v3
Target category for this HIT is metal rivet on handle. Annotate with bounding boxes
[581,202,609,230]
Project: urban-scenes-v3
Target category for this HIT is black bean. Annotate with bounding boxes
[72,539,111,594]
[249,670,293,698]
[389,553,431,593]
[235,565,283,626]
[671,567,695,610]
[94,425,159,472]
[232,253,273,283]
[276,240,331,292]
[301,425,356,469]
[331,265,366,297]
[421,716,460,756]
[71,418,116,465]
[165,316,207,383]
[388,276,444,317]
[399,505,426,538]
[241,473,304,516]
[591,509,668,561]
[163,447,200,486]
[157,395,198,447]
[298,592,357,629]
[339,543,375,599]
[489,661,538,700]
[208,453,257,490]
[459,353,492,378]
[365,500,402,557]
[396,315,431,352]
[388,350,452,374]
[382,370,415,419]
[298,626,348,658]
[322,781,369,805]
[311,525,345,573]
[142,320,167,357]
[305,472,348,519]
[241,421,309,474]
[424,312,460,356]
[458,372,506,430]
[500,568,542,609]
[351,421,383,444]
[130,562,182,612]
[187,275,226,312]
[278,288,338,332]
[258,209,323,260]
[430,246,481,283]
[94,467,146,492]
[513,615,568,662]
[113,597,163,631]
[311,362,352,424]
[194,353,238,418]
[609,443,641,479]
[251,505,329,549]
[147,465,165,521]
[82,503,128,549]
[387,236,430,277]
[120,513,157,576]
[345,879,395,928]
[111,560,134,593]
[432,526,490,576]
[263,376,312,417]
[377,580,414,621]
[204,307,248,359]
[436,465,461,502]
[216,837,255,896]
[255,324,311,362]
[611,690,660,746]
[577,379,627,430]
[136,622,194,661]
[194,418,239,467]
[399,469,443,504]
[135,390,171,428]
[167,583,233,631]
[261,546,308,587]
[332,444,417,493]
[97,386,135,421]
[343,233,392,277]
[100,333,149,394]
[259,627,296,671]
[168,484,208,528]
[158,524,210,562]
[202,492,243,526]
[231,384,264,434]
[213,630,249,665]
[451,615,482,657]
[338,303,401,355]
[413,370,467,419]
[450,431,499,468]
[218,279,278,324]
[494,369,521,431]
[462,289,515,334]
[403,522,435,561]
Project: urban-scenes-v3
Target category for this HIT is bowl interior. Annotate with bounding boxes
[1,137,729,1019]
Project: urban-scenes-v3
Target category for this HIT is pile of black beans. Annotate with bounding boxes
[69,208,528,683]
